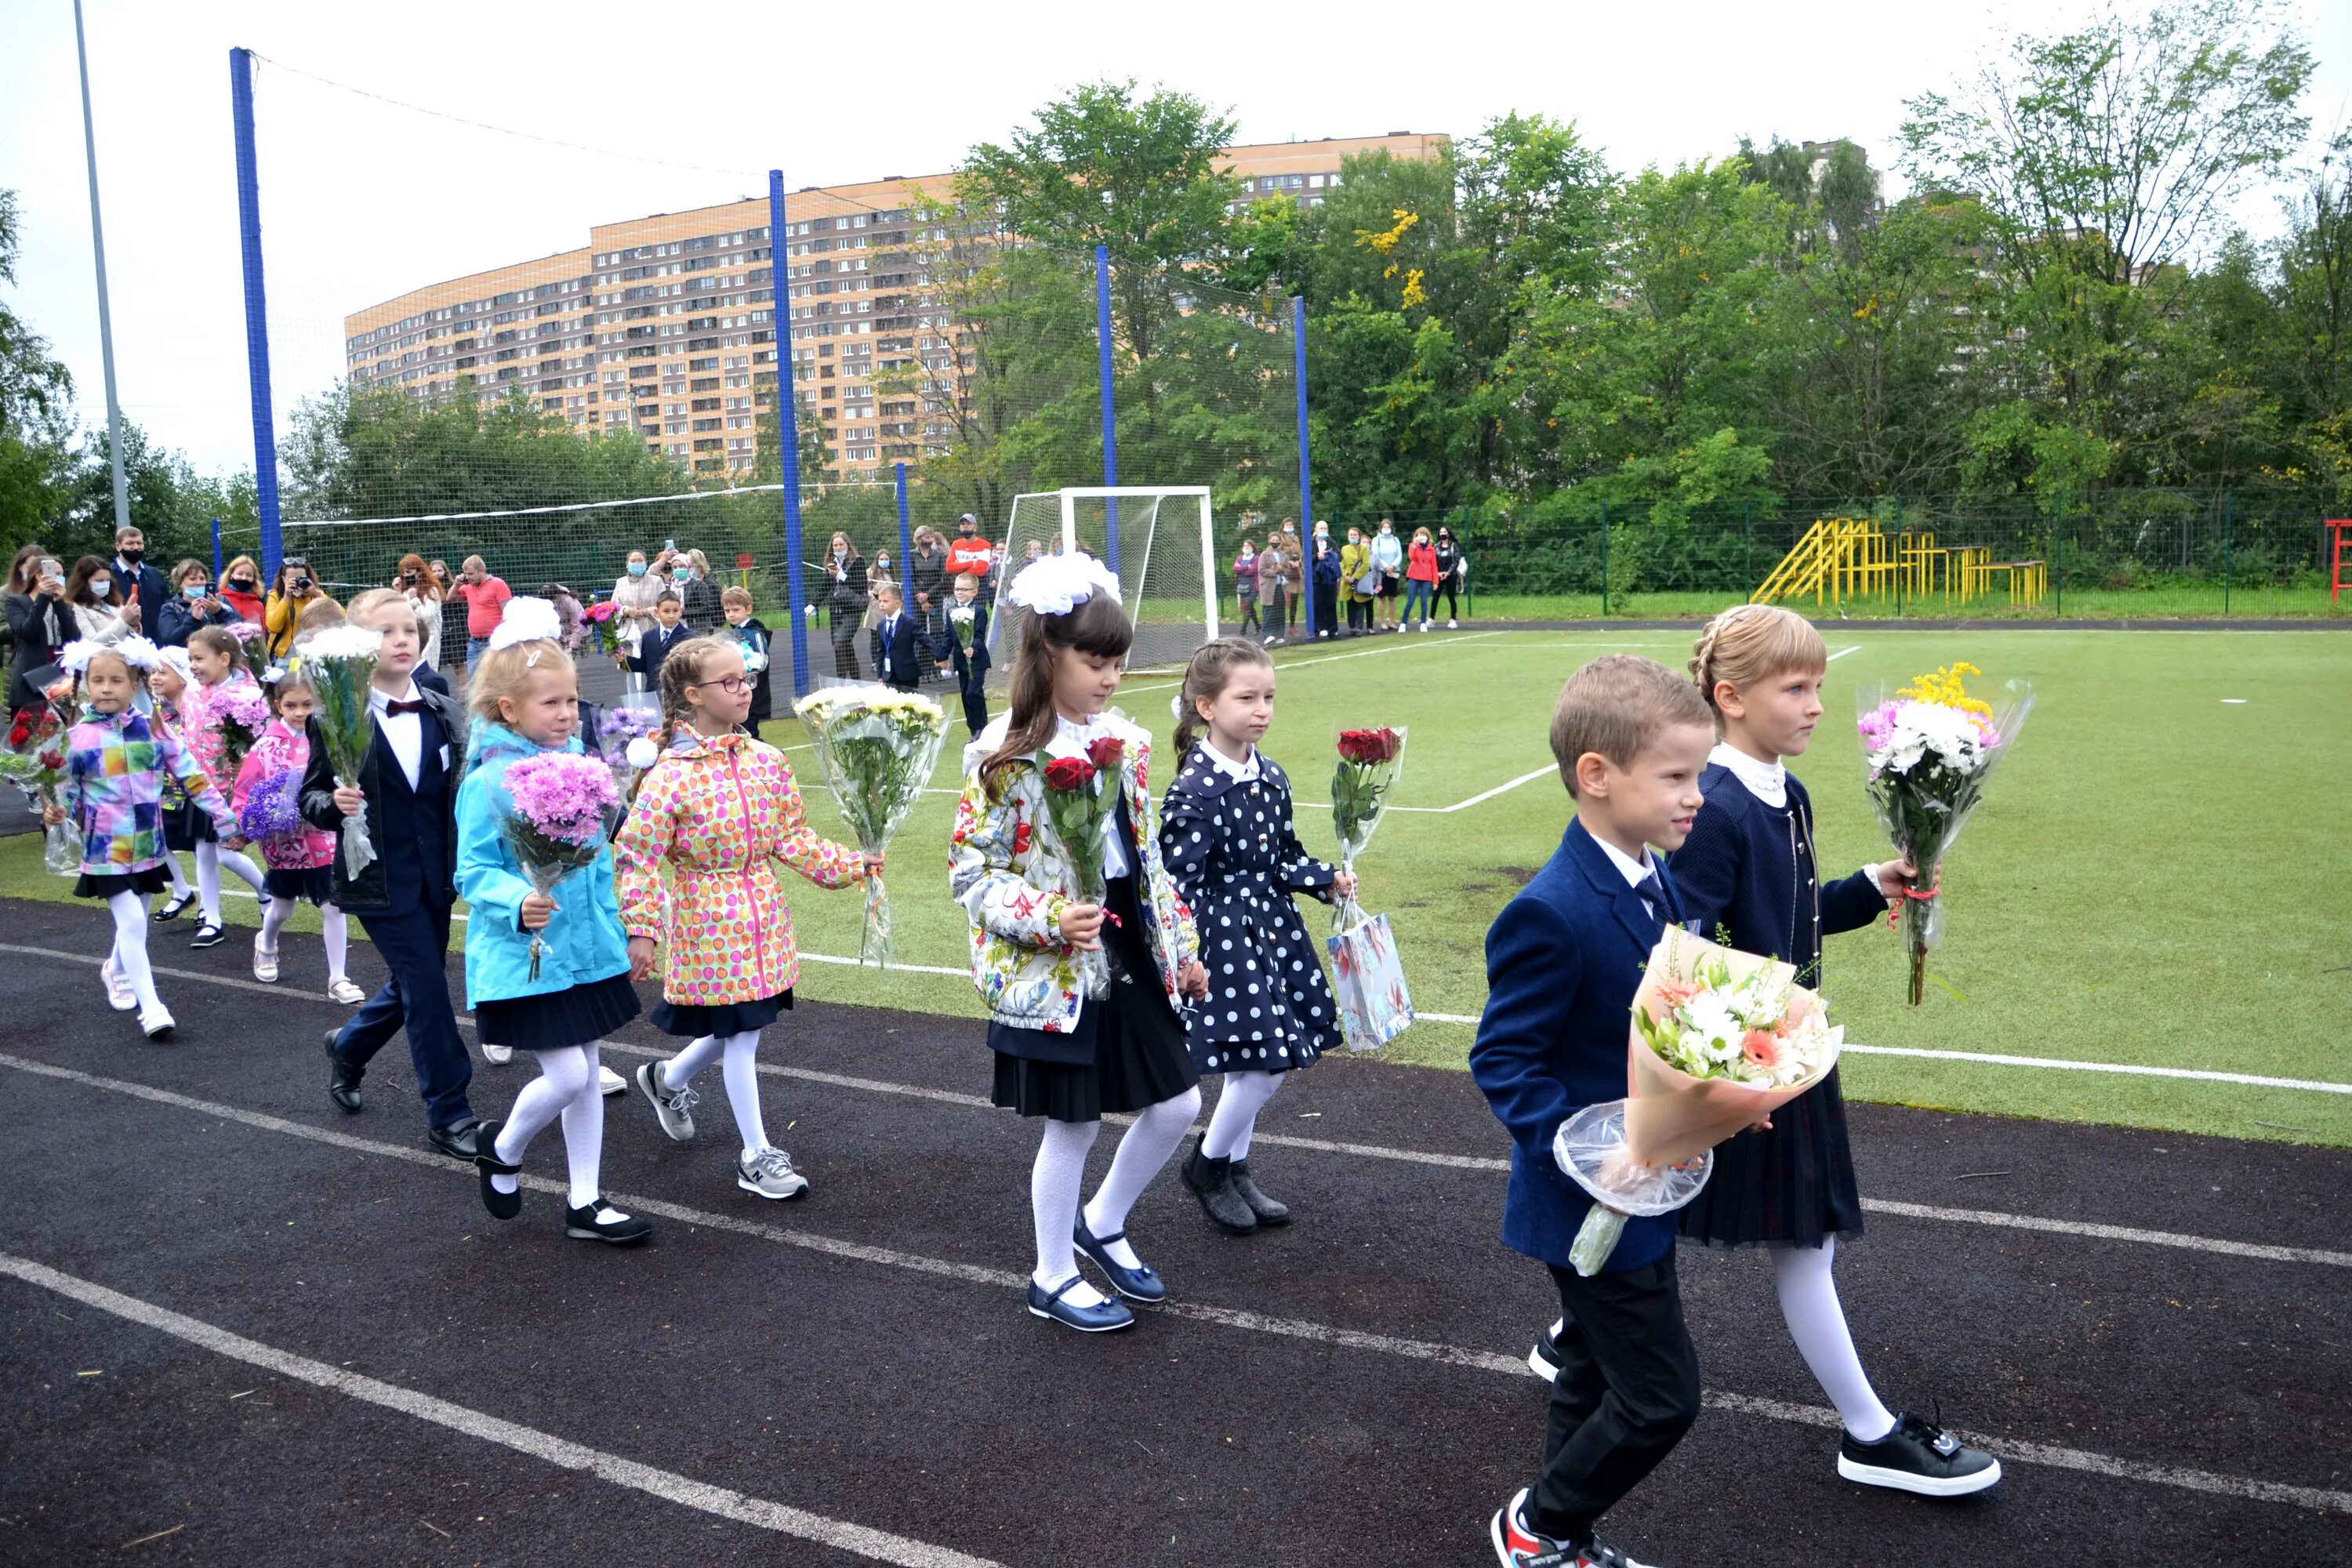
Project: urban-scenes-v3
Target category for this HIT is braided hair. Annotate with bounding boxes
[1689,604,1826,723]
[626,634,728,809]
[1172,637,1272,757]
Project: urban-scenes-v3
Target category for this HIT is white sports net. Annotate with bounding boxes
[990,489,1214,681]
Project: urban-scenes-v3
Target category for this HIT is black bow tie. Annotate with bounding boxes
[383,699,427,717]
[1632,871,1668,912]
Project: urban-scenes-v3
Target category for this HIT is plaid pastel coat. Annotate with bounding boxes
[180,668,262,795]
[64,709,234,876]
[614,730,864,1005]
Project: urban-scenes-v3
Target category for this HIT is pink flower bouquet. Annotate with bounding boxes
[499,750,619,979]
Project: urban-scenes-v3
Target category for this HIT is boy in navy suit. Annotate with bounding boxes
[1471,655,1716,1568]
[635,593,693,690]
[868,580,927,692]
[938,571,990,733]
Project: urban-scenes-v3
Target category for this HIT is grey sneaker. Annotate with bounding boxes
[635,1061,697,1142]
[737,1145,808,1201]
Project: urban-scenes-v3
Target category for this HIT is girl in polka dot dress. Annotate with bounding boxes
[616,635,877,1202]
[1160,638,1352,1234]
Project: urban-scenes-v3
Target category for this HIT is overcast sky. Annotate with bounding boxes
[5,0,2348,479]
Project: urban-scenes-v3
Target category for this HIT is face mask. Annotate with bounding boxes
[183,584,206,601]
[90,579,112,597]
[119,549,143,564]
[679,568,697,582]
[627,562,647,577]
[1240,547,1254,559]
[833,547,847,560]
[230,577,255,591]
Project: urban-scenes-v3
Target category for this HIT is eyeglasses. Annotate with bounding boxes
[689,674,752,695]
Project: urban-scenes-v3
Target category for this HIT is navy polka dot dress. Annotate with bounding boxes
[1159,743,1341,1074]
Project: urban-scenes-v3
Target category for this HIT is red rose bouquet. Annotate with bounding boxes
[1039,736,1125,996]
[2,681,85,875]
[1329,725,1406,931]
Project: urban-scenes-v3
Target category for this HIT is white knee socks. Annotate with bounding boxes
[492,1042,613,1209]
[194,840,265,924]
[1201,1071,1282,1160]
[661,1029,769,1156]
[1771,1239,1896,1442]
[1082,1086,1203,1269]
[107,892,161,1014]
[1032,1118,1102,1301]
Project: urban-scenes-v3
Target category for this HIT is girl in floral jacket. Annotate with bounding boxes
[229,665,362,1003]
[45,637,237,1040]
[948,554,1210,1334]
[618,633,875,1203]
[176,624,269,948]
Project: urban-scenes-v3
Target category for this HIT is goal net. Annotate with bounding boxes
[989,488,1218,680]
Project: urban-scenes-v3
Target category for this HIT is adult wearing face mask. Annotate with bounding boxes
[611,549,665,691]
[824,532,868,680]
[673,546,722,632]
[65,556,139,643]
[219,556,266,626]
[5,546,72,713]
[158,560,238,648]
[946,513,994,593]
[111,526,168,633]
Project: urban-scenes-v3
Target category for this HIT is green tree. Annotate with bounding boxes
[0,190,76,557]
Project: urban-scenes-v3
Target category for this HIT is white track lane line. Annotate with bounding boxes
[2,1052,2345,1518]
[0,1252,1004,1568]
[3,945,2347,1266]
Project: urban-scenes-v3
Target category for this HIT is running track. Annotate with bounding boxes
[1,897,2345,1566]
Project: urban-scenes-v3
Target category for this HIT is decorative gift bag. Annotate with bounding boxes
[1326,911,1414,1052]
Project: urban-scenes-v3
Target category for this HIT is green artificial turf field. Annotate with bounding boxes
[7,626,2346,1145]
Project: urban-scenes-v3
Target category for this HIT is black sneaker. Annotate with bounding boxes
[1528,1316,1566,1380]
[1838,1410,2002,1497]
[1488,1489,1652,1567]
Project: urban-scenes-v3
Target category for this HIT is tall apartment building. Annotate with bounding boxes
[341,133,1446,479]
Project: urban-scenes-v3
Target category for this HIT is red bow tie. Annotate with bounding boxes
[384,699,427,716]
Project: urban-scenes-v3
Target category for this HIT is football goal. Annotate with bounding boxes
[989,487,1220,675]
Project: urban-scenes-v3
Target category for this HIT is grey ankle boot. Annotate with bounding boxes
[1227,1159,1290,1225]
[1181,1144,1258,1234]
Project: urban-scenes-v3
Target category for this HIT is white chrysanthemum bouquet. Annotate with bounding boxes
[793,684,948,967]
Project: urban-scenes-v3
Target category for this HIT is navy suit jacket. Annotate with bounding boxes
[1468,816,1690,1273]
[870,612,928,690]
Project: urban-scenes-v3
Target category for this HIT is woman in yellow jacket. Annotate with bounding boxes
[262,557,328,659]
[1338,527,1374,637]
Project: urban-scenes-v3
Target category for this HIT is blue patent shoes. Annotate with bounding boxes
[1025,1274,1135,1333]
[1074,1217,1167,1303]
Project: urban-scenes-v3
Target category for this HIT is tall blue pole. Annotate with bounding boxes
[894,459,913,602]
[1293,295,1314,641]
[768,171,810,698]
[1094,244,1119,575]
[228,48,282,579]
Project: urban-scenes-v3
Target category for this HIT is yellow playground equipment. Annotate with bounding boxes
[1753,517,2045,609]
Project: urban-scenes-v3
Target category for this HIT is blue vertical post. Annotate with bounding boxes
[1094,243,1119,575]
[228,48,282,579]
[894,459,913,599]
[209,517,222,580]
[1292,295,1314,641]
[768,171,810,698]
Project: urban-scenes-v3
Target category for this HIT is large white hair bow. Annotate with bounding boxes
[488,596,564,659]
[1004,551,1121,615]
[61,634,162,673]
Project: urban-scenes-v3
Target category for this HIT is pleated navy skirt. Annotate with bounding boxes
[649,989,792,1039]
[1676,1065,1864,1249]
[75,865,172,900]
[474,970,643,1051]
[264,866,333,905]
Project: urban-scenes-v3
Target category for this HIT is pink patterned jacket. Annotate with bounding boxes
[614,730,864,1005]
[179,668,263,795]
[230,720,336,871]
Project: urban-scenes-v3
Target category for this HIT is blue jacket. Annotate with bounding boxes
[869,609,933,691]
[158,595,238,648]
[1468,816,1689,1273]
[453,721,631,1008]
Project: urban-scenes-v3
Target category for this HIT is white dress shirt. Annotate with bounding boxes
[370,680,426,790]
[1590,829,1660,913]
[1044,712,1130,880]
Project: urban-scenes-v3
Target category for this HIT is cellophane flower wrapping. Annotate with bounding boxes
[238,767,303,844]
[1856,662,2033,1005]
[228,619,270,681]
[2,684,81,876]
[298,627,387,878]
[499,750,619,980]
[1033,736,1125,997]
[793,684,949,967]
[212,682,270,778]
[948,602,978,658]
[1329,725,1406,932]
[717,624,771,674]
[1556,927,1843,1275]
[594,695,663,798]
[582,597,621,657]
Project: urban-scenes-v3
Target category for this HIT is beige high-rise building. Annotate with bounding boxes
[341,133,1447,480]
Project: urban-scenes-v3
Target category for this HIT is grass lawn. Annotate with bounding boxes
[9,626,2347,1145]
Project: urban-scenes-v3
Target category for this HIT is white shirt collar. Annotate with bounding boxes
[1201,738,1259,782]
[369,678,423,712]
[1589,829,1656,889]
[1047,710,1115,756]
[1710,741,1787,808]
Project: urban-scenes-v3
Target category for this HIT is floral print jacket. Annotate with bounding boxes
[64,708,234,876]
[615,729,863,1005]
[230,720,336,871]
[949,711,1198,1033]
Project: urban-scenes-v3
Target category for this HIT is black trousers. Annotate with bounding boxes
[1313,582,1337,636]
[339,899,474,1131]
[1261,586,1287,637]
[1434,579,1461,619]
[1533,1254,1702,1545]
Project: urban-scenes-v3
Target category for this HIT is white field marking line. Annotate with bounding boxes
[1828,644,1862,660]
[5,1058,2346,1519]
[1122,628,1512,693]
[0,1253,1004,1568]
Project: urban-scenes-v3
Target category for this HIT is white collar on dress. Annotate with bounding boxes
[1709,741,1787,808]
[1201,738,1260,782]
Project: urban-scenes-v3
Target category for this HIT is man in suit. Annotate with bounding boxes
[868,580,927,692]
[299,587,482,1161]
[1468,655,1715,1568]
[938,571,990,734]
[111,525,168,634]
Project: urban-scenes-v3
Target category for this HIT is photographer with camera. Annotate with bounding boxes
[264,556,328,659]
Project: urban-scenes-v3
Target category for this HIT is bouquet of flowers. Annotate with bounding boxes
[1329,726,1405,932]
[498,750,621,980]
[716,622,771,676]
[1,681,81,876]
[1857,662,2033,1005]
[299,625,387,878]
[237,767,303,844]
[594,697,663,797]
[582,597,622,659]
[793,684,949,967]
[946,601,979,659]
[212,681,270,777]
[1033,733,1126,996]
[228,619,270,682]
[1553,927,1843,1275]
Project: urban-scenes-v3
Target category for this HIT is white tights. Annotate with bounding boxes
[1030,1086,1203,1307]
[490,1041,608,1209]
[194,840,265,925]
[259,895,350,981]
[1771,1239,1897,1442]
[105,892,161,1014]
[161,852,191,898]
[660,1030,769,1156]
[1200,1070,1283,1160]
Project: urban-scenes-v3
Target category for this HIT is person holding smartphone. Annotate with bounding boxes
[5,545,71,713]
[158,561,239,648]
[264,557,328,659]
